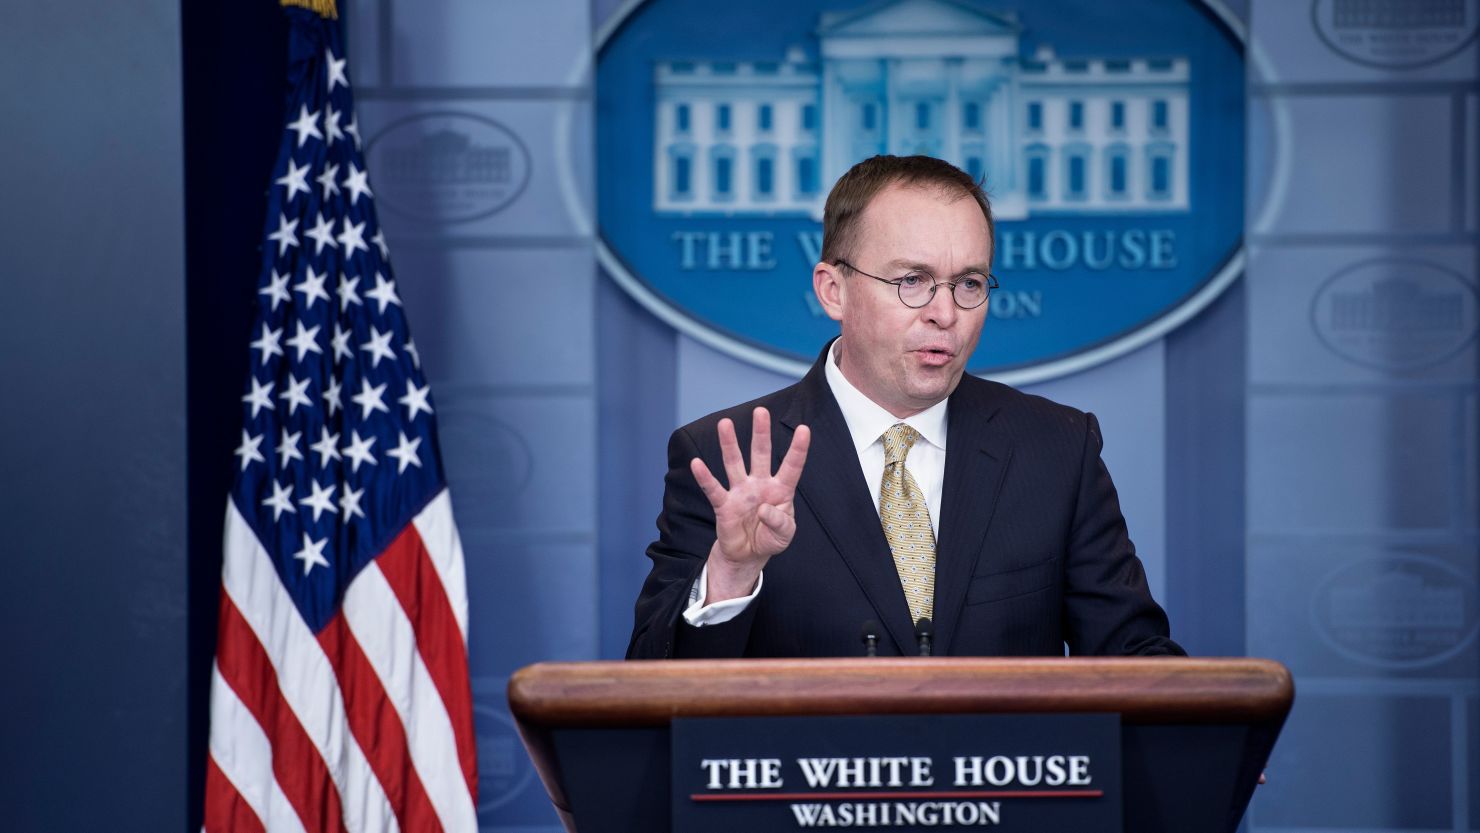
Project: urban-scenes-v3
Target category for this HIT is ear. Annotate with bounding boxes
[812,261,845,322]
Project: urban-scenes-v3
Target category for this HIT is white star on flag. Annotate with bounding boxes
[325,49,349,91]
[331,325,354,363]
[399,381,434,420]
[295,265,331,307]
[300,480,338,522]
[365,273,401,314]
[316,162,340,199]
[310,426,341,468]
[387,431,423,474]
[292,532,330,575]
[304,212,337,256]
[324,103,345,144]
[345,114,362,149]
[275,159,312,201]
[337,217,368,256]
[343,163,373,205]
[263,480,297,521]
[351,378,389,418]
[234,430,265,471]
[242,377,275,417]
[337,273,362,311]
[322,375,343,415]
[250,322,284,365]
[280,375,313,415]
[277,427,304,468]
[287,104,323,147]
[339,484,366,520]
[342,430,376,473]
[360,327,396,368]
[267,213,299,256]
[286,321,323,361]
[259,269,291,311]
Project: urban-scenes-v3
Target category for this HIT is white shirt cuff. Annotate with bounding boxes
[682,564,763,626]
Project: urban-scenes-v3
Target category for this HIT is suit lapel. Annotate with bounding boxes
[779,344,918,655]
[931,378,1012,656]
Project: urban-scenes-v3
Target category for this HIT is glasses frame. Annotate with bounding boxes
[832,259,999,310]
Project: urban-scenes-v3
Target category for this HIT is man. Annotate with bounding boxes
[627,155,1182,659]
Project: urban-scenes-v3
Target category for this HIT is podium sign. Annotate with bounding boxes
[672,714,1121,832]
[509,658,1293,833]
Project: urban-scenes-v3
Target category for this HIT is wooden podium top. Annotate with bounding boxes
[509,657,1293,728]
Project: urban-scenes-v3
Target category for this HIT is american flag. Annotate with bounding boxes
[204,4,478,831]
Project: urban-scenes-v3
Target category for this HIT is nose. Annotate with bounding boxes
[919,283,959,328]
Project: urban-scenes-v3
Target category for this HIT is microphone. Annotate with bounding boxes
[860,619,881,657]
[914,618,933,657]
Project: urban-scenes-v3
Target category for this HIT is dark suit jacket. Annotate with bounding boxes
[627,341,1183,659]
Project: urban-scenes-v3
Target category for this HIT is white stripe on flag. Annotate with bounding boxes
[223,498,400,833]
[343,560,479,831]
[208,663,310,833]
[411,491,470,641]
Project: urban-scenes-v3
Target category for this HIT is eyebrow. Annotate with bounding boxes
[885,259,992,277]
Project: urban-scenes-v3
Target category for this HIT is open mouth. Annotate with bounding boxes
[915,347,955,366]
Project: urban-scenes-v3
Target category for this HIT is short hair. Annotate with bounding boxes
[820,155,995,267]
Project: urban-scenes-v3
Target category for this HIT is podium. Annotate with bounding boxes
[509,658,1293,832]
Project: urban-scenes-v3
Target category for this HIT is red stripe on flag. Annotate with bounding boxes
[318,613,442,832]
[378,524,479,800]
[204,754,267,833]
[215,590,349,833]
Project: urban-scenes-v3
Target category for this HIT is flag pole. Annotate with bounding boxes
[279,0,337,19]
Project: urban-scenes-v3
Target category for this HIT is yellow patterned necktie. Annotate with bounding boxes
[879,424,935,625]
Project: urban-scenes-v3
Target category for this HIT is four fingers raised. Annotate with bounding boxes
[690,407,811,562]
[692,407,809,496]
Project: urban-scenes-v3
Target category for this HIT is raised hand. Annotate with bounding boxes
[690,407,811,603]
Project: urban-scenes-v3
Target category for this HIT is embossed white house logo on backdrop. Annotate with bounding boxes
[1312,0,1480,69]
[596,0,1245,380]
[651,4,1190,220]
[1311,258,1480,371]
[368,113,532,222]
[1312,555,1478,668]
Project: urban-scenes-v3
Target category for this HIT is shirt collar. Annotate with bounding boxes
[824,339,949,455]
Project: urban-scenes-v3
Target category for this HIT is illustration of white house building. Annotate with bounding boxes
[652,0,1190,220]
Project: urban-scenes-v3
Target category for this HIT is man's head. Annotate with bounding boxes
[820,155,995,267]
[813,155,996,418]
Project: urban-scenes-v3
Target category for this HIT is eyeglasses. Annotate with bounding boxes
[833,260,998,310]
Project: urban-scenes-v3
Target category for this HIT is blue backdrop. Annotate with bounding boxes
[0,0,1475,831]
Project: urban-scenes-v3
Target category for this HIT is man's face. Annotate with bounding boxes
[814,183,993,418]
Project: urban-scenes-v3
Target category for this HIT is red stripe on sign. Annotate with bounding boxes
[378,524,479,800]
[690,789,1106,801]
[318,613,442,833]
[204,753,267,833]
[215,590,348,833]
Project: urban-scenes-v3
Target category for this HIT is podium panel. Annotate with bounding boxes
[509,658,1293,833]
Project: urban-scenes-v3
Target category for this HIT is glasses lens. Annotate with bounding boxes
[953,275,989,309]
[896,275,934,308]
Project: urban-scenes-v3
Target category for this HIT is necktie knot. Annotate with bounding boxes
[882,423,920,466]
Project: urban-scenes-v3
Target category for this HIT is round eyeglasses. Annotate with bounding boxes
[833,260,998,310]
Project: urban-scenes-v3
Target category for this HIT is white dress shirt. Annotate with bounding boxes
[684,339,949,626]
